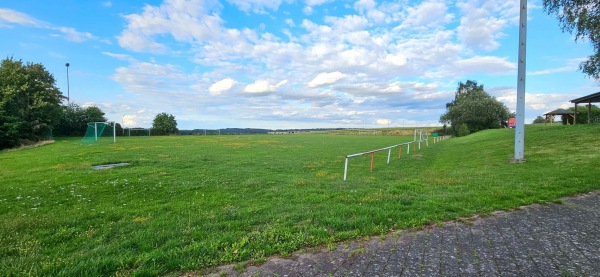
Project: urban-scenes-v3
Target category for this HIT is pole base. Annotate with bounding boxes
[509,158,526,164]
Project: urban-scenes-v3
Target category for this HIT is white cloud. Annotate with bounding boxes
[454,56,516,74]
[457,15,505,51]
[118,0,225,53]
[354,0,376,13]
[324,15,369,31]
[209,78,236,95]
[528,58,584,76]
[306,0,333,6]
[226,0,284,13]
[0,8,98,43]
[55,27,96,42]
[353,0,388,23]
[308,72,347,87]
[0,8,46,27]
[336,81,439,96]
[376,119,391,125]
[385,53,407,66]
[529,66,576,76]
[243,79,288,94]
[111,61,189,98]
[284,18,295,27]
[456,0,519,51]
[122,114,138,127]
[427,56,516,78]
[102,52,136,62]
[399,1,454,29]
[102,1,113,8]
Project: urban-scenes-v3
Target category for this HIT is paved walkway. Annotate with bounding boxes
[208,192,600,276]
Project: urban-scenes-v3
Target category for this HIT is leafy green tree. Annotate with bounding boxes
[543,0,600,79]
[532,116,546,124]
[562,104,600,124]
[55,103,107,136]
[151,112,178,135]
[440,80,511,136]
[0,57,64,149]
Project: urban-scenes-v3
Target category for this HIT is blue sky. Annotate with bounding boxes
[1,0,597,130]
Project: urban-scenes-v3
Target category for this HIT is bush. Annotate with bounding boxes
[457,124,470,137]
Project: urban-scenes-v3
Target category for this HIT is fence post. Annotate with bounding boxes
[398,144,402,158]
[370,152,375,172]
[387,148,391,164]
[344,157,349,181]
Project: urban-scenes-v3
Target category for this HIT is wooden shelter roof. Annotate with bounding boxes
[544,108,575,116]
[570,91,600,104]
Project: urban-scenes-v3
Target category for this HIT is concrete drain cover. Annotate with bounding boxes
[92,162,130,170]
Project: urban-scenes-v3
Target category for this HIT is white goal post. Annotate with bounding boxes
[82,121,116,144]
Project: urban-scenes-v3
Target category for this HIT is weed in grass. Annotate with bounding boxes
[232,261,248,273]
[253,257,267,265]
[349,248,365,257]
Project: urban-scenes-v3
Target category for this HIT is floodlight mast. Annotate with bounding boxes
[65,63,70,104]
[512,0,527,163]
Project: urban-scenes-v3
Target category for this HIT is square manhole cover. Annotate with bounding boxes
[92,162,130,170]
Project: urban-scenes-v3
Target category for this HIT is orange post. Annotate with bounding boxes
[398,145,402,159]
[370,152,375,172]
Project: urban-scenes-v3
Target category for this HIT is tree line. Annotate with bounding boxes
[0,57,108,149]
[0,57,178,149]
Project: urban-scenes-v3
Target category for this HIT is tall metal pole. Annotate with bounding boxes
[512,0,527,163]
[65,63,70,104]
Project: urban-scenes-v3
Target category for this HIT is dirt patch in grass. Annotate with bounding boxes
[3,140,55,152]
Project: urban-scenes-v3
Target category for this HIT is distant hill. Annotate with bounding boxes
[178,127,347,135]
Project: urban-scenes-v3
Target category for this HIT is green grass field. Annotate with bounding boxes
[1,125,599,276]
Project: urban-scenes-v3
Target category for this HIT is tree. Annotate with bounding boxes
[0,57,64,149]
[532,116,546,124]
[55,103,107,136]
[152,112,178,135]
[562,104,600,124]
[543,0,600,79]
[440,80,511,136]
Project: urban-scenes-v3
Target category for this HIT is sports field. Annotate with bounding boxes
[1,125,599,276]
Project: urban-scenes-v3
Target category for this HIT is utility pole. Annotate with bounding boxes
[512,0,527,163]
[65,63,70,104]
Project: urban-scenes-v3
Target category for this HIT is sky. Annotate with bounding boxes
[0,0,597,130]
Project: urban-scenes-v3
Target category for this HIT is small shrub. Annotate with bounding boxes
[457,123,470,137]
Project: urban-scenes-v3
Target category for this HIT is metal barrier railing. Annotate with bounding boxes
[343,133,450,181]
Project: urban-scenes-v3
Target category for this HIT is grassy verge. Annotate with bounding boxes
[0,125,598,276]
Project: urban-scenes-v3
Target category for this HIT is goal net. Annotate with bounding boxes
[81,122,116,144]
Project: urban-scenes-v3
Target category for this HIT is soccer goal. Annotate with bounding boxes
[125,127,151,136]
[81,122,116,144]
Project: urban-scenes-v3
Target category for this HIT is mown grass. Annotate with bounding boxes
[0,125,599,276]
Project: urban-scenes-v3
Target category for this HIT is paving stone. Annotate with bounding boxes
[401,229,428,275]
[383,233,414,273]
[438,223,460,277]
[420,228,442,277]
[454,224,478,276]
[468,222,499,276]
